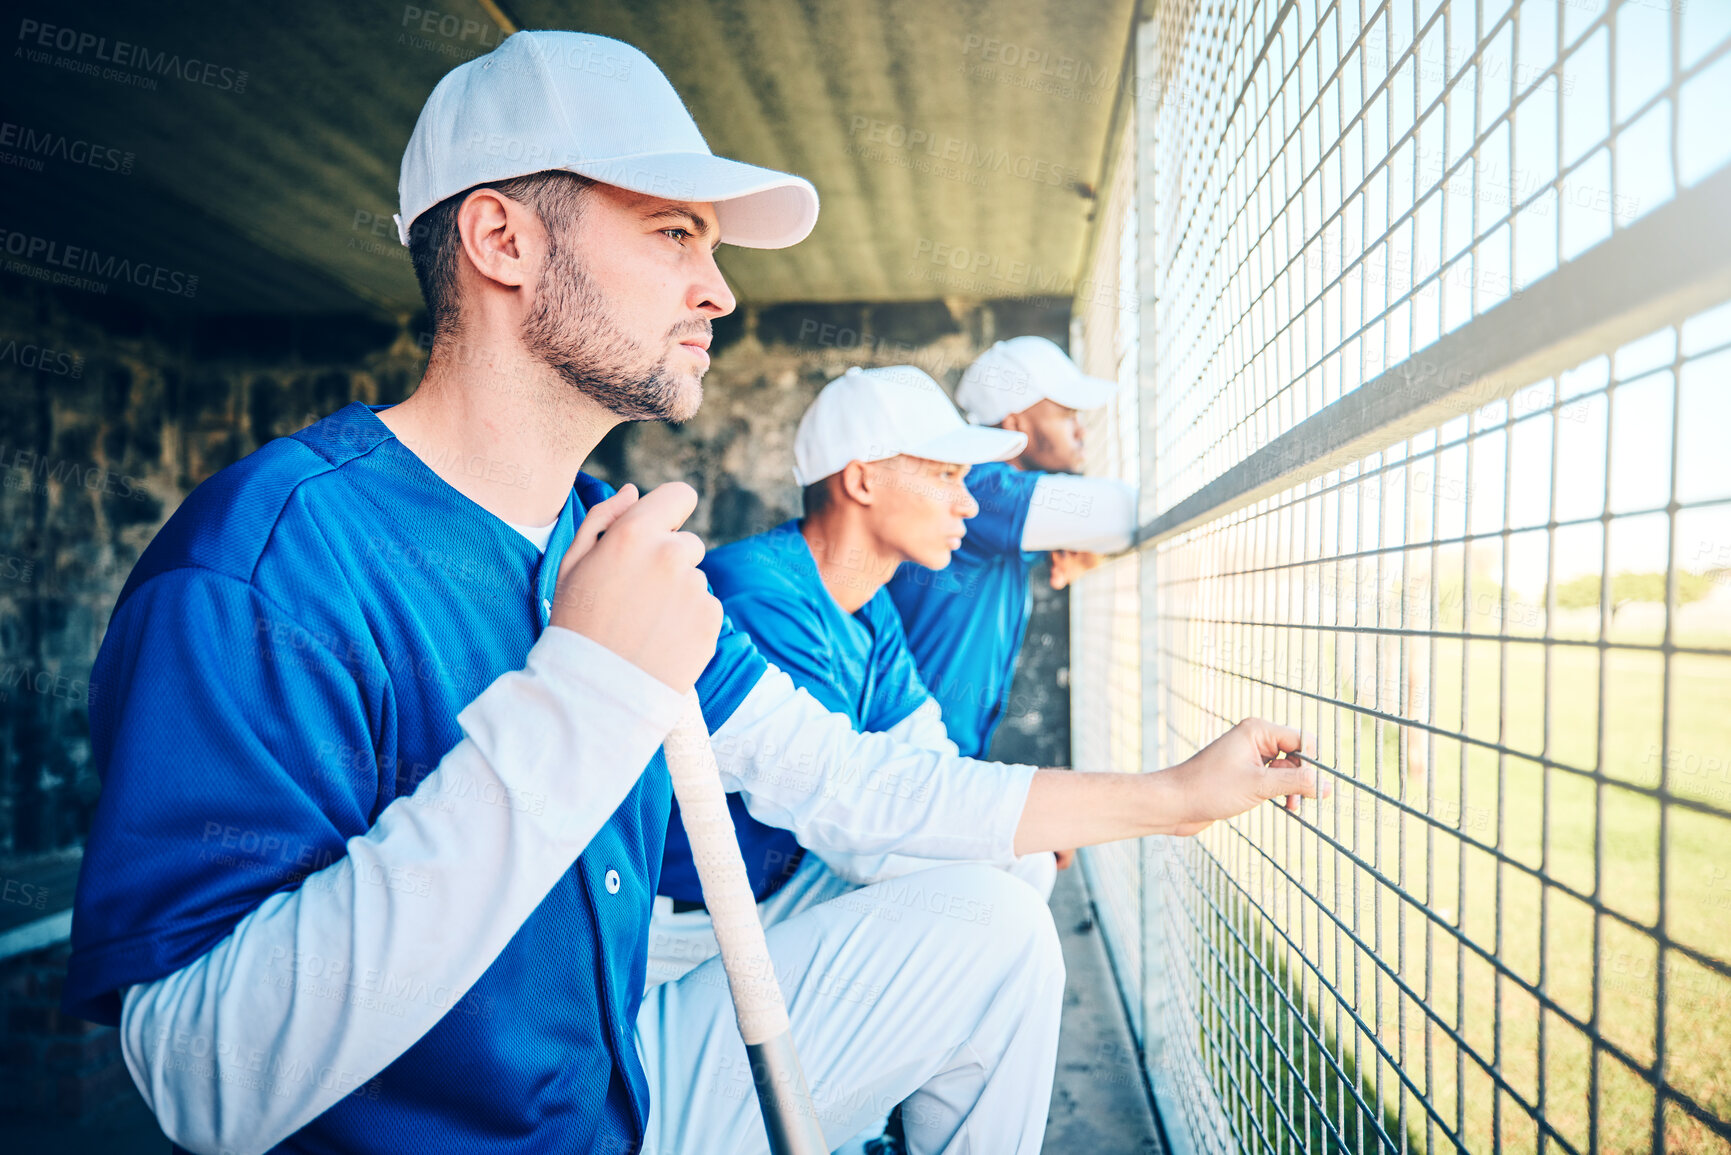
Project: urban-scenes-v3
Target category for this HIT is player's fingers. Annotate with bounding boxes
[561,484,638,569]
[664,529,707,570]
[615,481,700,535]
[1274,758,1330,800]
[1263,726,1318,770]
[1266,731,1318,768]
[1238,717,1303,762]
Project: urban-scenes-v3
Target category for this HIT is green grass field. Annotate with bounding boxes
[1203,623,1731,1154]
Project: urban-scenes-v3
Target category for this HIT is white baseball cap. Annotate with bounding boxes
[792,366,1029,486]
[954,336,1121,426]
[394,31,819,249]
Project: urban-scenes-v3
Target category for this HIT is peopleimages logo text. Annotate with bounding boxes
[16,18,249,92]
[0,443,145,499]
[0,229,198,298]
[0,121,134,173]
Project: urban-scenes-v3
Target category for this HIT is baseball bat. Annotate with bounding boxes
[662,692,830,1155]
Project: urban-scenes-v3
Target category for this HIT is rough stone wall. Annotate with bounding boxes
[0,283,1072,860]
[0,285,420,859]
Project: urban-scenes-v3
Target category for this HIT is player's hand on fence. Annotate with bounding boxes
[1048,549,1103,590]
[1164,719,1326,836]
[549,481,723,693]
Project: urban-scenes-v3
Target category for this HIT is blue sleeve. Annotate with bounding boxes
[65,569,379,1025]
[716,588,854,723]
[695,607,772,731]
[965,465,1045,555]
[861,596,933,733]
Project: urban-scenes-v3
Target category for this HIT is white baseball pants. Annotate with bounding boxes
[635,862,1065,1154]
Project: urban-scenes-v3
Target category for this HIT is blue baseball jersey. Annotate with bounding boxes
[659,520,930,903]
[886,461,1044,758]
[62,401,767,1154]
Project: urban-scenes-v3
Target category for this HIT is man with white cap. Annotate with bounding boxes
[63,30,1325,1155]
[653,366,1059,989]
[888,336,1140,760]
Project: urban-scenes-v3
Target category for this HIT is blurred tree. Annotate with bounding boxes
[1555,571,1716,617]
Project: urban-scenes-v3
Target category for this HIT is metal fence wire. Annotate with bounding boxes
[1068,0,1731,1152]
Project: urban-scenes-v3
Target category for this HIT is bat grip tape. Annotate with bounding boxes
[661,693,830,1155]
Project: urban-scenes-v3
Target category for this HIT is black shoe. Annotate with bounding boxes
[863,1102,907,1154]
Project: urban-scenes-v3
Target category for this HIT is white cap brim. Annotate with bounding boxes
[902,425,1028,467]
[1042,372,1122,413]
[567,151,820,249]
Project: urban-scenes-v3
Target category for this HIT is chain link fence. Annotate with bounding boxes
[1069,0,1731,1151]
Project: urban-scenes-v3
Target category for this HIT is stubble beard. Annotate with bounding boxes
[519,227,706,424]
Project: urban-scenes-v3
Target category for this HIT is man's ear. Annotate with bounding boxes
[456,189,537,291]
[838,460,876,507]
[999,409,1030,438]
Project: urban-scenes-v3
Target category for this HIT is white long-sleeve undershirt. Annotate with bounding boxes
[1020,475,1137,553]
[885,697,959,756]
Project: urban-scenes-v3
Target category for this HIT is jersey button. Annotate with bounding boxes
[542,597,552,615]
[605,868,621,895]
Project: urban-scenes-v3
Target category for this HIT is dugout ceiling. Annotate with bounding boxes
[1,0,1135,316]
